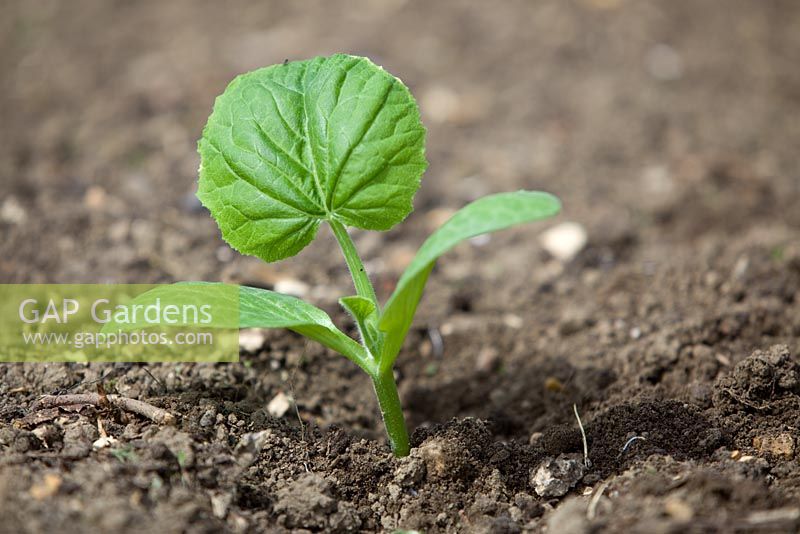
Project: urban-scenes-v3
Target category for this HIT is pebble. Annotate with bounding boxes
[239,329,266,352]
[199,409,216,427]
[394,455,426,487]
[92,435,119,450]
[274,278,310,297]
[83,185,109,210]
[753,433,795,459]
[664,497,694,522]
[530,455,587,497]
[475,347,500,373]
[29,474,62,501]
[0,196,27,225]
[540,222,588,262]
[210,492,232,519]
[503,313,524,329]
[267,392,292,418]
[234,429,274,467]
[417,438,453,478]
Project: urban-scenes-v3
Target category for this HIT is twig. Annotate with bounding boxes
[428,327,444,359]
[142,366,167,394]
[34,393,175,425]
[721,388,771,411]
[573,403,591,468]
[620,436,646,455]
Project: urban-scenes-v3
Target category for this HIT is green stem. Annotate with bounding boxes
[329,220,379,309]
[329,219,409,456]
[372,368,410,456]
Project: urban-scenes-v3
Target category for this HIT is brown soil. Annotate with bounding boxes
[2,1,800,532]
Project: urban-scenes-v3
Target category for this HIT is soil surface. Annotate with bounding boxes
[2,1,800,532]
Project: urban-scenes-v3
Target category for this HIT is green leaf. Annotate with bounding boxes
[378,191,561,371]
[198,54,427,262]
[102,283,373,374]
[339,295,382,358]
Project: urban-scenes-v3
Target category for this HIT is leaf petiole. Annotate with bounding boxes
[329,219,379,311]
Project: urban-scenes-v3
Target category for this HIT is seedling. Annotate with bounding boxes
[144,55,559,456]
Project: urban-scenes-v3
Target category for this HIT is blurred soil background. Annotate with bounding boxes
[1,0,799,532]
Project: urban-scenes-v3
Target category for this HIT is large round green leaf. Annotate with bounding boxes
[198,54,428,262]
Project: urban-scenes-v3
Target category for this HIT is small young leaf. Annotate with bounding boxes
[198,54,427,263]
[339,295,382,358]
[378,191,561,371]
[102,283,373,374]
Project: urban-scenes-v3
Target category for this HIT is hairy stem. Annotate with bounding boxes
[329,220,379,309]
[372,368,410,456]
[329,219,408,456]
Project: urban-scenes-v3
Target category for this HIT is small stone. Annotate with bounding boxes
[394,455,425,487]
[0,197,26,225]
[387,483,401,499]
[732,256,750,280]
[92,435,119,450]
[210,492,232,519]
[529,432,543,446]
[540,222,588,262]
[274,278,309,297]
[417,438,454,478]
[199,408,217,427]
[267,392,292,418]
[664,497,694,522]
[234,429,274,467]
[29,473,62,501]
[475,347,500,373]
[83,185,109,210]
[530,455,587,497]
[239,329,266,352]
[753,433,795,459]
[469,234,491,247]
[503,313,524,329]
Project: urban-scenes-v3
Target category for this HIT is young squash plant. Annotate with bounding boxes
[141,55,560,456]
